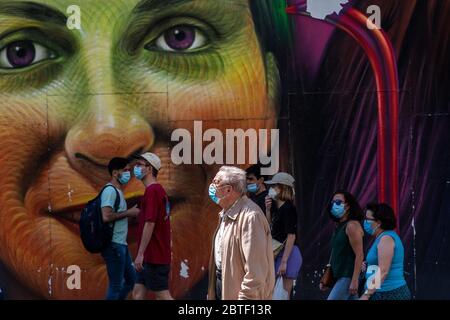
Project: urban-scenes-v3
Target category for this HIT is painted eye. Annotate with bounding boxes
[153,25,207,52]
[0,40,56,69]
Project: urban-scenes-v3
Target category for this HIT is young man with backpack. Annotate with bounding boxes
[132,152,173,300]
[100,157,139,300]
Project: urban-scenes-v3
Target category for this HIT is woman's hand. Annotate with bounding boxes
[319,283,328,291]
[349,278,359,296]
[278,261,287,276]
[265,196,272,212]
[361,261,367,273]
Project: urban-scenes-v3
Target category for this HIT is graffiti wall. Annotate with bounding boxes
[0,0,448,299]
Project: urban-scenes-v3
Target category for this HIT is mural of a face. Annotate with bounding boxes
[0,0,278,298]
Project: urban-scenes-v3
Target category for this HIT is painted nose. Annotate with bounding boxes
[65,93,154,181]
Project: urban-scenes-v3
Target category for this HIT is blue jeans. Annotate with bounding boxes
[327,277,358,300]
[101,242,136,300]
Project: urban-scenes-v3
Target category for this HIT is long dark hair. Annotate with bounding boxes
[327,190,364,223]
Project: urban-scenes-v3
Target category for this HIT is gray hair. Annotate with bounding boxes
[215,166,247,195]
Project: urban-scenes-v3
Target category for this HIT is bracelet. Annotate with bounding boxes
[363,290,373,297]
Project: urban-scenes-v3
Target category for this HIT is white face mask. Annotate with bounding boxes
[268,187,278,200]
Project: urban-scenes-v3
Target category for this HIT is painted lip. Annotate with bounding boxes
[52,195,143,242]
[53,195,142,224]
[51,193,185,241]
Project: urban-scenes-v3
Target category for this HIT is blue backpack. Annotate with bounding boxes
[79,185,120,253]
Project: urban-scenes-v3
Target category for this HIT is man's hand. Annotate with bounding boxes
[134,253,144,272]
[127,205,140,218]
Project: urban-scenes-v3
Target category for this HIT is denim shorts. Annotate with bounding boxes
[135,263,170,292]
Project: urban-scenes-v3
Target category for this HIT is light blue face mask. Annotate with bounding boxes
[268,187,278,200]
[209,184,220,204]
[363,219,379,235]
[118,171,131,185]
[331,202,345,218]
[247,183,258,193]
[133,166,146,180]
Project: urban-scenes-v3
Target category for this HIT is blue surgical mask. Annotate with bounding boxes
[209,184,220,204]
[331,202,345,218]
[134,166,146,180]
[247,183,258,193]
[118,171,131,185]
[268,187,278,200]
[364,220,379,235]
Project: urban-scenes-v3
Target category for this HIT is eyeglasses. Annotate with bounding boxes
[331,199,344,206]
[135,162,150,167]
[211,182,230,190]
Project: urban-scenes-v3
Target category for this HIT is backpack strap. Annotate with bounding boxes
[112,187,121,213]
[100,185,122,231]
[100,185,121,212]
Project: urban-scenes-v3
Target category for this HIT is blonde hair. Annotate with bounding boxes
[277,184,295,202]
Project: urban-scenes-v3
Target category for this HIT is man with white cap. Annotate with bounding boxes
[132,152,173,300]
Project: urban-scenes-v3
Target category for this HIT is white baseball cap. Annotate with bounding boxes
[265,172,295,188]
[138,152,161,171]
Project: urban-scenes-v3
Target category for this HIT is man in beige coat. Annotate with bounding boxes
[207,166,275,300]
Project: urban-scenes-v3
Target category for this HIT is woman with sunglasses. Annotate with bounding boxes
[360,203,411,300]
[320,191,364,300]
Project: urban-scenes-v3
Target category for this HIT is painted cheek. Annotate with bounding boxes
[0,99,49,184]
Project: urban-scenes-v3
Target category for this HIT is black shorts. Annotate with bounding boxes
[135,263,170,292]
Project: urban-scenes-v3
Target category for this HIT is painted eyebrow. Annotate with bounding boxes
[0,1,67,25]
[134,0,193,14]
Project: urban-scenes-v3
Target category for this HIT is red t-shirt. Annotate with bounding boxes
[137,183,171,265]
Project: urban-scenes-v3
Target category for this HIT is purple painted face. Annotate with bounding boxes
[164,25,196,51]
[6,41,36,68]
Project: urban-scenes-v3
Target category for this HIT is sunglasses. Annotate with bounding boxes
[331,199,344,206]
